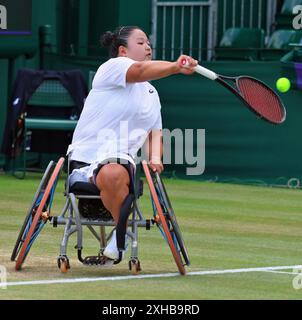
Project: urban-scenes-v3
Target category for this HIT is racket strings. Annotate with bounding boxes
[237,78,285,124]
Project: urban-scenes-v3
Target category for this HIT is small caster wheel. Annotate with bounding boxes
[129,258,141,275]
[60,261,69,273]
[57,255,70,273]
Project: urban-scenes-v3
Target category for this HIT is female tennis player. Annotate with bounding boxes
[67,26,197,261]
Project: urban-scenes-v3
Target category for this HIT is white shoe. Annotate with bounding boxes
[103,230,128,261]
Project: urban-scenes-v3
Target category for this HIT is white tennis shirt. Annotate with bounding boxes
[67,57,162,178]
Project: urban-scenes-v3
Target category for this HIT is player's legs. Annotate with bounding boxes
[95,163,130,224]
[94,162,136,260]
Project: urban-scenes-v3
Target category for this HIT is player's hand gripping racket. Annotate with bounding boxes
[181,59,286,124]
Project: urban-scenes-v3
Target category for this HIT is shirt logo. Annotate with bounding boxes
[13,98,20,106]
[149,89,154,94]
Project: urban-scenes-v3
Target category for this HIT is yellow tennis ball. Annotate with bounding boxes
[276,77,291,93]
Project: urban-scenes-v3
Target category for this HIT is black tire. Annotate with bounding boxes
[153,172,190,266]
[142,161,189,275]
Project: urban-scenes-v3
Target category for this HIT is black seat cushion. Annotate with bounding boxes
[69,181,100,195]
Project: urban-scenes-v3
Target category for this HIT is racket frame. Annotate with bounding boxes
[215,75,287,124]
[190,61,286,124]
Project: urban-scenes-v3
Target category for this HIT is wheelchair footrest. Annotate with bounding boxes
[82,255,115,267]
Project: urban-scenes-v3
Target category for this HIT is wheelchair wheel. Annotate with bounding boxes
[153,171,190,267]
[13,157,65,271]
[142,161,190,275]
[11,160,56,262]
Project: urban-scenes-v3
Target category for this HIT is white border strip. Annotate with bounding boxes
[1,265,301,288]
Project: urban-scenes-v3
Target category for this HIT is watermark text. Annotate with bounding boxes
[0,265,7,289]
[293,5,302,30]
[95,122,206,176]
[0,5,7,29]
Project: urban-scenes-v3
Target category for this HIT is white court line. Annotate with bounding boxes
[0,265,301,288]
[263,270,300,275]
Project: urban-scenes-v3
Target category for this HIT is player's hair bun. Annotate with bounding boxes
[101,31,116,48]
[100,26,141,57]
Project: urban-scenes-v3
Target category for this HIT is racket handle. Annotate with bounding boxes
[181,59,218,81]
[194,65,218,81]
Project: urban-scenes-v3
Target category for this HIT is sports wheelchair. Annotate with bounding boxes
[11,157,190,275]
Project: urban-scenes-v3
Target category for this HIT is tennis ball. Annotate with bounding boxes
[276,77,291,93]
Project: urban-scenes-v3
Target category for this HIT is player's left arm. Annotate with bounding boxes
[145,129,164,174]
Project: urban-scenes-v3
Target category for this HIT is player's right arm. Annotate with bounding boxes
[126,55,198,83]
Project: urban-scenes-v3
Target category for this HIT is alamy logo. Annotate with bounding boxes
[0,265,7,289]
[293,5,302,30]
[293,267,302,290]
[0,4,7,29]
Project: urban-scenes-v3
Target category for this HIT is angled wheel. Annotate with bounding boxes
[13,157,65,270]
[153,170,190,267]
[11,160,56,261]
[142,161,190,275]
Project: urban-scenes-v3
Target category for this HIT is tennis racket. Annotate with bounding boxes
[182,59,286,124]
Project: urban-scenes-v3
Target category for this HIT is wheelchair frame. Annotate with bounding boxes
[11,157,190,275]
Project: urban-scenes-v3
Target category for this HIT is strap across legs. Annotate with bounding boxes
[115,162,136,263]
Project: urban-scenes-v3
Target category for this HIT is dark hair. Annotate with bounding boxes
[100,26,142,58]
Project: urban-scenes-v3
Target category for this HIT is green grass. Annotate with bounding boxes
[1,171,302,299]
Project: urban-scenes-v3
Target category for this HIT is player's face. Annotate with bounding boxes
[122,29,152,61]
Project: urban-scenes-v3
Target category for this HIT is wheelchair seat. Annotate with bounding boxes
[69,181,99,195]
